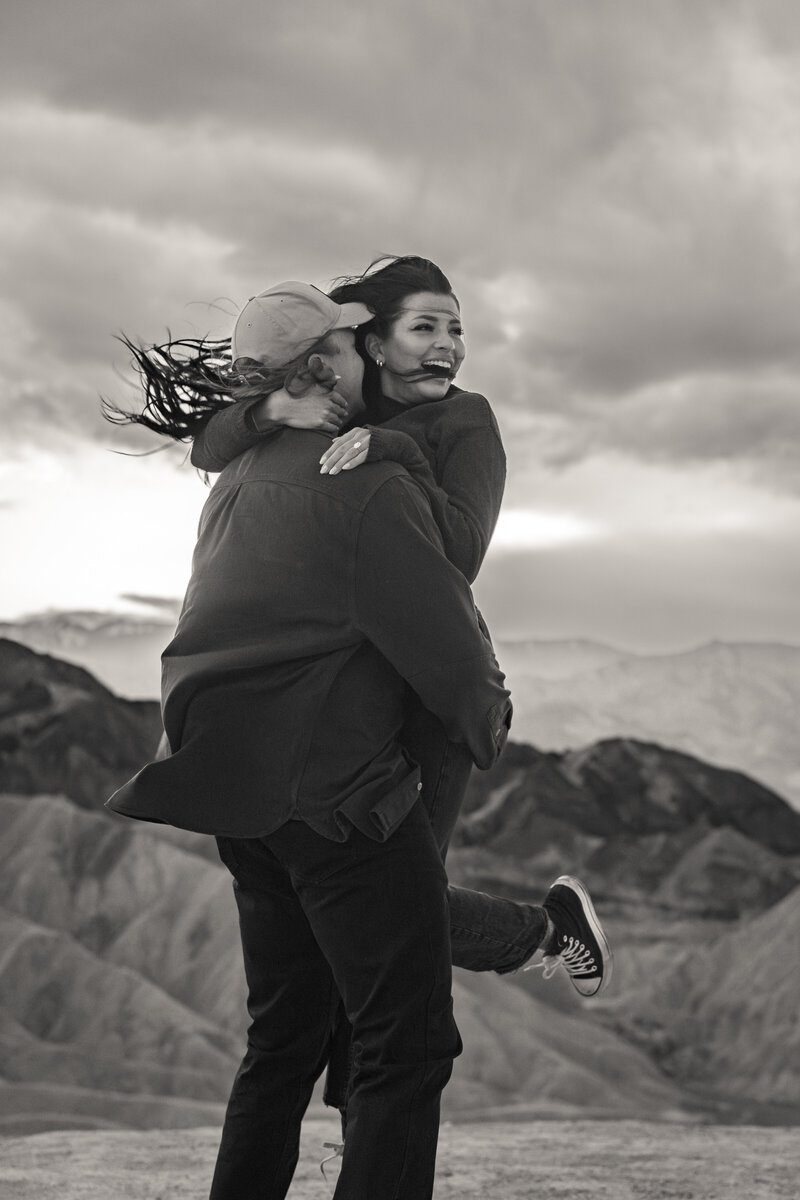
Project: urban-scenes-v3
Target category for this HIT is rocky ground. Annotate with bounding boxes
[0,1117,796,1199]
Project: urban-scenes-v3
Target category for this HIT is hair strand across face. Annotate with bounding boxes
[328,256,457,408]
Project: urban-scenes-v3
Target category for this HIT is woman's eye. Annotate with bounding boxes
[412,323,434,332]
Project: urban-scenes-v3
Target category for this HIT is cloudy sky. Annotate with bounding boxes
[2,0,800,652]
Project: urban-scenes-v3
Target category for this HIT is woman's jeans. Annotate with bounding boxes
[211,802,460,1200]
[324,700,548,1116]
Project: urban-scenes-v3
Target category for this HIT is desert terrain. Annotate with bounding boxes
[1,1116,797,1199]
[1,639,799,1198]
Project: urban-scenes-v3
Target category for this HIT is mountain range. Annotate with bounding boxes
[449,736,800,1121]
[0,610,175,704]
[497,637,800,810]
[0,637,798,1132]
[4,611,799,811]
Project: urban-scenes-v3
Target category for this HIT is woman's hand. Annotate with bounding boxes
[319,427,371,475]
[253,384,349,435]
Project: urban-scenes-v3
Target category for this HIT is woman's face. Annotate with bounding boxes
[368,291,465,405]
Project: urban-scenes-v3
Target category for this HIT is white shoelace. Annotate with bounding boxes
[524,936,596,979]
[320,1141,344,1179]
[524,953,561,979]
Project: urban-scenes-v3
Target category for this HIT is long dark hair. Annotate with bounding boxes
[102,333,331,441]
[329,255,457,408]
[104,255,456,439]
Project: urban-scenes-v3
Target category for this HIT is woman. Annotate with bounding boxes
[194,257,502,591]
[107,256,611,1124]
[191,257,505,858]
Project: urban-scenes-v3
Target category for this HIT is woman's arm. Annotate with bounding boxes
[191,399,267,472]
[319,394,505,583]
[191,386,349,472]
[376,411,505,582]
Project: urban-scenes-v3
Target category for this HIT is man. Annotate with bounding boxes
[108,282,514,1199]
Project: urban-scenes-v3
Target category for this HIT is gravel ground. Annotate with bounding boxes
[0,1117,796,1199]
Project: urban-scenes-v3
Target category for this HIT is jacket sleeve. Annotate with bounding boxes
[191,401,279,472]
[366,395,505,583]
[353,474,511,769]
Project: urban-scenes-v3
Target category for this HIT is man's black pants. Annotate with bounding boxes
[210,801,461,1200]
[325,707,547,1116]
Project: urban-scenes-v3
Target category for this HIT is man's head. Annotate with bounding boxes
[231,281,372,412]
[288,327,365,414]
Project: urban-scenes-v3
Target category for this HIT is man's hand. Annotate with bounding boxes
[319,427,371,475]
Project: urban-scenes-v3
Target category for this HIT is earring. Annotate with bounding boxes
[375,357,384,367]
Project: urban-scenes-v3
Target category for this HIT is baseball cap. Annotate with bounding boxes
[231,282,373,366]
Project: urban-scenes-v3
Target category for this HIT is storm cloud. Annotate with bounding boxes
[2,0,799,642]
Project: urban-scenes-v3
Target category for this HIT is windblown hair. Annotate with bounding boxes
[102,332,332,442]
[103,255,456,439]
[328,255,457,407]
[329,255,457,334]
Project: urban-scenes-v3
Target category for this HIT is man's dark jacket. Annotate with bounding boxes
[107,428,511,840]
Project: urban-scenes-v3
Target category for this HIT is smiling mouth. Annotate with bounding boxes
[420,360,455,378]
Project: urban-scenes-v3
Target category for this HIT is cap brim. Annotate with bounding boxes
[335,300,374,328]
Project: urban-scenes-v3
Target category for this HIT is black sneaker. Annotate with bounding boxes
[537,875,612,997]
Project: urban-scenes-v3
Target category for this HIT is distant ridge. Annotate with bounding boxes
[453,736,800,916]
[494,637,633,679]
[0,638,162,807]
[5,610,800,810]
[498,637,800,809]
[0,610,175,700]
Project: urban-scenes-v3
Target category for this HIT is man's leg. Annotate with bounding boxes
[323,713,546,1116]
[209,836,337,1200]
[273,802,460,1200]
[324,722,611,1118]
[324,705,471,1117]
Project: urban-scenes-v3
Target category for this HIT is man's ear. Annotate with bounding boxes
[306,353,330,377]
[285,353,337,397]
[364,332,383,363]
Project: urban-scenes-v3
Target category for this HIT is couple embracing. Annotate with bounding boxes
[107,255,611,1200]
